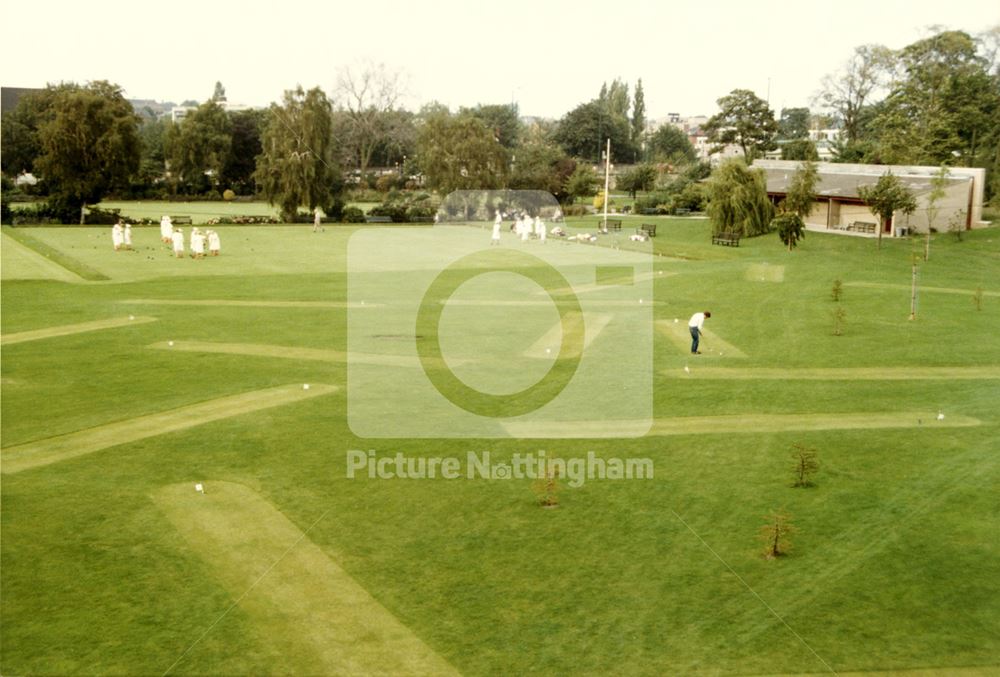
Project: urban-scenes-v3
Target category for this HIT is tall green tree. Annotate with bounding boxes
[631,79,646,150]
[703,89,778,162]
[564,164,599,201]
[616,164,658,198]
[461,103,521,149]
[648,124,696,166]
[255,86,338,221]
[777,107,811,139]
[706,159,774,237]
[32,81,141,221]
[871,30,1000,167]
[220,109,265,194]
[415,110,508,194]
[554,100,635,163]
[781,139,820,161]
[509,141,575,203]
[857,171,917,250]
[773,161,818,251]
[166,99,232,193]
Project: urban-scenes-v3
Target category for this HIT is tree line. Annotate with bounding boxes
[2,27,997,223]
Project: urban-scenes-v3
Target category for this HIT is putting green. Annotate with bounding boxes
[1,231,82,282]
[119,299,375,309]
[845,281,1000,297]
[147,340,461,369]
[153,482,458,675]
[1,384,337,474]
[1,315,158,346]
[662,366,1000,380]
[655,320,748,358]
[745,263,785,282]
[501,412,979,438]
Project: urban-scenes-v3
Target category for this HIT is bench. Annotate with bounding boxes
[712,231,740,246]
[674,207,691,216]
[640,208,660,216]
[847,221,877,234]
[171,215,193,225]
[365,215,393,223]
[598,218,622,233]
[638,223,657,238]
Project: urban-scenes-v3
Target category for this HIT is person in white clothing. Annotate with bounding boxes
[688,311,711,354]
[207,230,221,256]
[123,222,133,250]
[535,216,546,244]
[491,212,502,245]
[313,207,324,233]
[160,215,173,243]
[171,228,185,258]
[519,215,530,242]
[190,228,205,259]
[111,221,124,251]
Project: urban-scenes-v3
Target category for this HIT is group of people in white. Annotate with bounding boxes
[492,211,548,245]
[157,215,220,259]
[111,221,133,251]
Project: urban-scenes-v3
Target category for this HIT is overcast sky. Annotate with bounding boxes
[3,0,997,120]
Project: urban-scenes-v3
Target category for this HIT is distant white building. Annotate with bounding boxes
[171,100,252,123]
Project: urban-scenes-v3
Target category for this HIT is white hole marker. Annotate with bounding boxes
[195,483,204,493]
[303,383,310,390]
[168,341,174,347]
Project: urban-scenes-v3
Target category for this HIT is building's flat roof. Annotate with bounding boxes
[756,165,970,200]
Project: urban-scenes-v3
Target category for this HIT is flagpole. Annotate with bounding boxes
[602,138,611,230]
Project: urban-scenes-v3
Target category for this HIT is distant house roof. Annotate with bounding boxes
[753,160,971,201]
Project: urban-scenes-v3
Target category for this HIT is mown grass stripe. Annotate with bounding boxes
[153,481,458,676]
[1,384,337,474]
[1,316,158,345]
[2,226,110,281]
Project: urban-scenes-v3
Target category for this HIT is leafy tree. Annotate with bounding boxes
[509,142,575,203]
[781,138,820,161]
[783,160,819,219]
[415,110,508,194]
[857,171,917,250]
[461,103,521,149]
[212,81,226,102]
[554,99,636,163]
[564,164,599,201]
[648,124,696,166]
[870,30,1000,168]
[703,89,778,162]
[255,86,338,221]
[815,44,894,144]
[220,109,265,194]
[32,81,141,221]
[0,87,64,176]
[631,79,646,147]
[334,61,406,175]
[616,164,658,198]
[600,78,630,118]
[922,165,950,261]
[134,116,169,193]
[777,107,811,139]
[772,160,818,251]
[166,99,232,193]
[706,159,774,237]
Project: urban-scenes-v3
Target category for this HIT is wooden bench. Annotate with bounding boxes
[598,218,622,233]
[712,231,740,246]
[674,207,691,216]
[847,221,877,234]
[638,223,657,238]
[365,215,393,223]
[171,215,193,225]
[640,208,660,216]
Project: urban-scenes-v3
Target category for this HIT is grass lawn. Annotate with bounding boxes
[2,215,999,675]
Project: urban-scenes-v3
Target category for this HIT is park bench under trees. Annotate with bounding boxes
[712,231,740,246]
[364,215,393,223]
[638,223,657,238]
[171,216,193,225]
[598,219,622,233]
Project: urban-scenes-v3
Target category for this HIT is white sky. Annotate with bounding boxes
[2,0,997,120]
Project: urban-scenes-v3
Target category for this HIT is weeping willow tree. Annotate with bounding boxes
[255,86,339,222]
[706,158,774,236]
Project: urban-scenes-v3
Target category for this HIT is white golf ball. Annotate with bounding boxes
[303,384,310,390]
[168,341,174,347]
